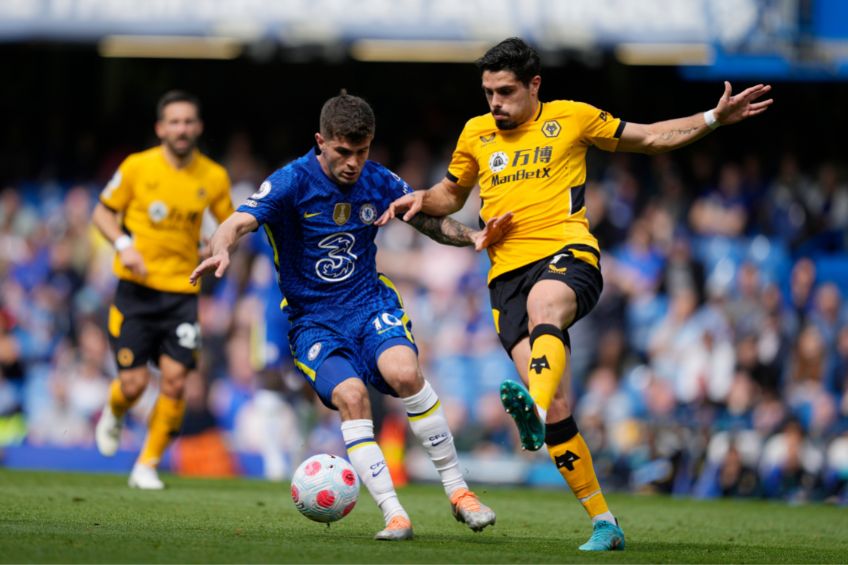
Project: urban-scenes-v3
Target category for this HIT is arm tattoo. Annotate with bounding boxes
[406,213,475,247]
[658,126,699,142]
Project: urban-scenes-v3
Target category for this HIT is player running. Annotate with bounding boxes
[378,37,772,550]
[191,92,509,540]
[93,90,234,489]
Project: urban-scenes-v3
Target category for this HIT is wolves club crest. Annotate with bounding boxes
[530,355,550,374]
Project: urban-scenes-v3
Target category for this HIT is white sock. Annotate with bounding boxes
[592,511,616,525]
[402,381,467,497]
[255,390,286,481]
[341,419,407,524]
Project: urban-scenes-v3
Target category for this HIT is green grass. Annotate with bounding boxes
[1,469,846,563]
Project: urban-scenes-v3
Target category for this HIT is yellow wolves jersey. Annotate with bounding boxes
[100,146,233,293]
[447,100,624,282]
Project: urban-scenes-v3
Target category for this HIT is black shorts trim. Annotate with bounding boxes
[488,244,603,355]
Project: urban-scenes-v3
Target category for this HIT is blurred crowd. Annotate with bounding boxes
[1,132,847,505]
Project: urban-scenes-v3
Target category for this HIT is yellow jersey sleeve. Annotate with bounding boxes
[446,119,481,188]
[100,155,137,211]
[574,102,625,152]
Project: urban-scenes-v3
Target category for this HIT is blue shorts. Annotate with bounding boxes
[288,292,417,410]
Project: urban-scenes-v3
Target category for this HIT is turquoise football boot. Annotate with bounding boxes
[499,379,545,451]
[578,520,626,551]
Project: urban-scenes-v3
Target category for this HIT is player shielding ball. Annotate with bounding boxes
[378,37,772,551]
[92,91,234,489]
[191,92,510,540]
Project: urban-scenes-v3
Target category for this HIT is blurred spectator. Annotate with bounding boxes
[760,418,823,501]
[689,163,748,238]
[764,153,813,245]
[799,163,848,253]
[658,236,707,305]
[785,324,838,436]
[784,257,816,333]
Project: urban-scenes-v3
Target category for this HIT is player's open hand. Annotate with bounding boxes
[119,247,148,278]
[375,191,424,226]
[472,212,513,252]
[189,252,230,286]
[713,81,773,125]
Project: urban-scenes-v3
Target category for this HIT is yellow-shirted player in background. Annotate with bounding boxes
[378,37,772,551]
[92,90,234,489]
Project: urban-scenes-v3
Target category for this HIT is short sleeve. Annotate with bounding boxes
[384,168,413,202]
[446,121,480,188]
[575,102,626,152]
[237,168,295,226]
[99,157,135,211]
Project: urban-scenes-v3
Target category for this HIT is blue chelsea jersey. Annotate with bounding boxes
[236,148,412,320]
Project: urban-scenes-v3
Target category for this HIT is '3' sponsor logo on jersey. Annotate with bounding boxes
[315,232,357,282]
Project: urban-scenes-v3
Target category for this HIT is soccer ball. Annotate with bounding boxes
[290,454,360,523]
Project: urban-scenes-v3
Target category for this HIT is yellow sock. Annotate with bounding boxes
[546,417,610,519]
[527,324,567,412]
[138,395,186,468]
[109,378,134,419]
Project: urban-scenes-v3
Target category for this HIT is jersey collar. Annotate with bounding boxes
[533,101,544,122]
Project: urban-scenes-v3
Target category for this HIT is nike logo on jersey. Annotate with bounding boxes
[303,211,322,218]
[370,461,387,477]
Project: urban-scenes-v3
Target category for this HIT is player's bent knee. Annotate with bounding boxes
[331,379,370,414]
[119,368,150,400]
[386,364,423,397]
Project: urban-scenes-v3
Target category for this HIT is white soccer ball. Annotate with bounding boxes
[290,453,360,523]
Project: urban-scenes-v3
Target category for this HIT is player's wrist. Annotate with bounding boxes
[114,234,133,252]
[703,109,721,130]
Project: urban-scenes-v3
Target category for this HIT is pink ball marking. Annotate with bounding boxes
[316,490,336,508]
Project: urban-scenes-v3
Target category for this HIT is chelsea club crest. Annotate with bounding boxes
[359,203,377,224]
[307,342,322,361]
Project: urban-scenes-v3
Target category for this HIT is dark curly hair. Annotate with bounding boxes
[475,37,540,86]
[319,90,375,143]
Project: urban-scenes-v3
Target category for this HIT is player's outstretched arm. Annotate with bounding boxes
[406,211,513,252]
[375,178,474,226]
[189,211,258,285]
[92,201,148,277]
[617,81,773,155]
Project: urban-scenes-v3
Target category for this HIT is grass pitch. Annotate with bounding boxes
[1,468,846,563]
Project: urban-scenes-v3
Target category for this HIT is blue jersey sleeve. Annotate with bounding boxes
[237,167,296,226]
[380,167,413,209]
